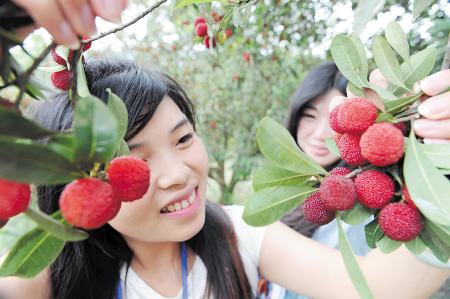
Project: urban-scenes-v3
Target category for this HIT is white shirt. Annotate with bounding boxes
[119,205,267,299]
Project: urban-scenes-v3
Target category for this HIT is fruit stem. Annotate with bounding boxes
[345,164,374,179]
[395,113,419,123]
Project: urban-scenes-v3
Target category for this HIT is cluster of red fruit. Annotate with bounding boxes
[0,156,150,230]
[193,16,232,49]
[50,36,92,91]
[301,97,423,243]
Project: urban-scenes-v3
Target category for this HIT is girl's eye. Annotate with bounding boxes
[301,113,315,119]
[178,134,193,145]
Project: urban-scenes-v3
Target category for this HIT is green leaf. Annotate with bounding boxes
[257,117,327,175]
[24,207,88,241]
[422,143,450,169]
[25,81,52,102]
[372,35,407,90]
[405,235,427,255]
[242,0,254,24]
[365,218,384,249]
[423,217,450,247]
[352,0,382,36]
[330,35,369,89]
[0,211,67,278]
[232,6,243,27]
[385,93,422,114]
[173,0,216,11]
[349,33,368,80]
[375,112,396,123]
[117,138,130,157]
[336,213,374,299]
[243,186,316,226]
[341,202,376,225]
[37,65,67,72]
[367,83,398,102]
[388,48,436,96]
[377,235,402,254]
[347,82,366,98]
[73,95,119,168]
[413,0,437,19]
[55,45,70,66]
[324,138,340,157]
[385,21,410,65]
[107,89,128,140]
[77,57,90,98]
[252,164,311,192]
[0,136,82,184]
[219,9,233,31]
[47,135,75,161]
[421,223,450,263]
[0,107,57,139]
[404,132,450,226]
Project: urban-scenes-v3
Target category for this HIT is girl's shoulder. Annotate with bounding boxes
[0,255,52,299]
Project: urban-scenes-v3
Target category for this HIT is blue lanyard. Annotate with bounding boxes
[117,242,189,299]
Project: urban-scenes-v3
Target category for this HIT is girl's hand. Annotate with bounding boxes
[330,69,450,144]
[11,0,128,48]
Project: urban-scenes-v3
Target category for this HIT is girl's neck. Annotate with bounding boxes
[129,241,181,271]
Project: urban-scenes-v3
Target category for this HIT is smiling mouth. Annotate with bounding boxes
[161,189,196,213]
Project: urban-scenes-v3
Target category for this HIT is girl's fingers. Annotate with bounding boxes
[414,118,450,140]
[88,0,127,25]
[419,69,450,96]
[329,96,347,112]
[369,69,389,90]
[55,0,97,37]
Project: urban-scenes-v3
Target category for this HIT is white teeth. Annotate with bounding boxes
[161,190,196,213]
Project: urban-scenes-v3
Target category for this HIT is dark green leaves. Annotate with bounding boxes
[173,0,215,11]
[337,213,374,299]
[341,203,375,225]
[252,164,311,192]
[0,107,56,139]
[377,235,402,254]
[365,218,384,249]
[0,136,82,184]
[243,186,316,226]
[73,95,119,169]
[325,138,340,157]
[404,132,450,227]
[257,117,326,175]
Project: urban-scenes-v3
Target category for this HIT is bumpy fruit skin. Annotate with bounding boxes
[337,97,377,135]
[392,122,407,136]
[403,185,418,210]
[329,167,353,178]
[216,31,227,44]
[51,69,71,91]
[195,23,208,37]
[194,17,205,27]
[339,134,367,166]
[60,178,121,229]
[329,104,345,134]
[0,179,31,219]
[334,133,343,148]
[319,176,357,211]
[52,45,73,66]
[302,192,335,226]
[360,123,405,166]
[107,156,150,202]
[379,203,423,242]
[204,37,216,49]
[355,170,394,209]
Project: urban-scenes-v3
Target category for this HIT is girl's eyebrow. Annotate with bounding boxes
[127,118,190,151]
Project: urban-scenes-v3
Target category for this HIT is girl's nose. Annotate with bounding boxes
[154,155,190,189]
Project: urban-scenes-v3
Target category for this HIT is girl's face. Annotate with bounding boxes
[296,89,342,168]
[108,96,209,245]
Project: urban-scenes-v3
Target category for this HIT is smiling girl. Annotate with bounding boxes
[1,58,450,299]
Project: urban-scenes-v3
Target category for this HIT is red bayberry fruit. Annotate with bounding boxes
[0,219,9,229]
[334,132,343,148]
[360,123,405,166]
[403,185,418,210]
[52,45,73,66]
[243,52,250,62]
[195,23,208,37]
[204,36,216,49]
[337,97,377,135]
[0,178,31,220]
[51,69,71,91]
[194,17,205,27]
[338,134,367,166]
[211,121,217,127]
[379,203,423,242]
[302,192,335,226]
[392,122,407,136]
[60,178,121,229]
[329,104,345,134]
[225,29,232,37]
[355,170,394,209]
[81,36,92,51]
[319,176,357,211]
[107,156,150,202]
[329,167,353,178]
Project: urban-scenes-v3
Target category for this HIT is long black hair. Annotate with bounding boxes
[281,61,350,238]
[30,58,253,299]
